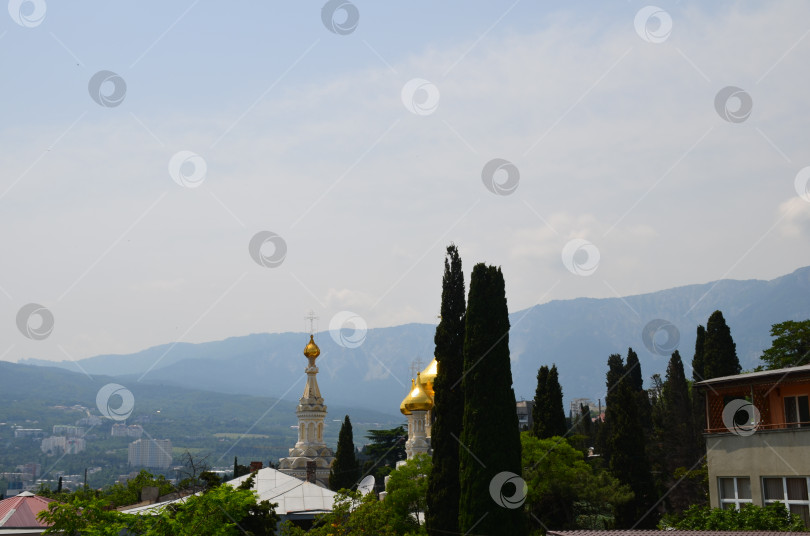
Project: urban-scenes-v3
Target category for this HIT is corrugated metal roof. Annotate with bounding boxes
[0,492,54,528]
[695,363,810,387]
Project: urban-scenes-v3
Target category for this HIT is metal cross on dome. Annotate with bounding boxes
[304,310,318,335]
[409,358,424,379]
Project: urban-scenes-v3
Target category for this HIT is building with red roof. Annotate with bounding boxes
[0,491,54,535]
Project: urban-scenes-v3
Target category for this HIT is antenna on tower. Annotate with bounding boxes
[305,310,319,336]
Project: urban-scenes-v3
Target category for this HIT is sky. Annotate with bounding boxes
[2,1,810,364]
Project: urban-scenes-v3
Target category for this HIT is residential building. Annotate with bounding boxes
[516,400,534,431]
[13,429,43,439]
[128,439,173,469]
[696,364,810,525]
[52,425,84,437]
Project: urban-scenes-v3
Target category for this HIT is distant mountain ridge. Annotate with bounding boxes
[22,266,810,414]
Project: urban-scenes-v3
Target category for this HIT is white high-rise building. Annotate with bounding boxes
[128,439,172,469]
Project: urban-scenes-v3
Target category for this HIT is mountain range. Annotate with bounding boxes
[21,266,810,417]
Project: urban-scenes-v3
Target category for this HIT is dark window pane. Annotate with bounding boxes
[785,397,798,427]
[789,504,810,527]
[738,478,752,500]
[799,396,810,426]
[720,478,735,499]
[764,478,785,500]
[787,478,808,500]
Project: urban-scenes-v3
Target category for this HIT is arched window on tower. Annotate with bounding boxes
[318,423,323,441]
[308,422,315,442]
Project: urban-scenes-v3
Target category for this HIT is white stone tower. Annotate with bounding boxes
[278,334,335,487]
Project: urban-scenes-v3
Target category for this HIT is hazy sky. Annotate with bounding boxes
[2,1,810,363]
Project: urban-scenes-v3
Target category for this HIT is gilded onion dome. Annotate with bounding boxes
[303,334,320,359]
[400,379,415,415]
[404,372,434,412]
[419,358,438,398]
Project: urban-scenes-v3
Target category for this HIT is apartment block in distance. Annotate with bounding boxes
[127,439,173,469]
[696,363,810,526]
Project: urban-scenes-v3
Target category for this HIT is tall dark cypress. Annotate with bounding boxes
[597,354,625,462]
[604,354,657,528]
[691,325,706,381]
[458,264,525,535]
[656,350,702,513]
[329,415,359,491]
[702,310,741,379]
[426,245,466,536]
[531,365,550,437]
[546,365,568,437]
[626,348,652,433]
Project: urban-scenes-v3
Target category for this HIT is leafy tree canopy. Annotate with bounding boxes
[660,502,806,531]
[761,319,810,370]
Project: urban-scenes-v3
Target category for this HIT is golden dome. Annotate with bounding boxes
[400,379,414,415]
[404,372,434,412]
[303,335,320,359]
[419,358,438,398]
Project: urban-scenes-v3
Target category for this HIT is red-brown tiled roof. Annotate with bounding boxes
[549,532,809,536]
[0,492,54,528]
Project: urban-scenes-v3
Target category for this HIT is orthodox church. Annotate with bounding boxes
[399,358,437,459]
[278,335,335,487]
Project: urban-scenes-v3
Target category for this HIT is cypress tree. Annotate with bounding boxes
[702,310,741,379]
[605,354,658,528]
[329,415,359,492]
[626,348,652,433]
[546,365,567,437]
[598,354,625,462]
[426,245,466,536]
[531,365,550,437]
[458,264,525,535]
[656,350,702,513]
[692,325,706,381]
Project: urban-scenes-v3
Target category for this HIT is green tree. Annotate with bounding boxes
[40,476,279,536]
[283,490,400,536]
[761,319,810,370]
[661,502,805,531]
[360,426,407,485]
[626,348,652,433]
[702,310,741,379]
[596,354,625,463]
[604,354,658,528]
[652,351,703,514]
[330,415,360,492]
[532,365,550,436]
[387,453,432,534]
[692,325,706,381]
[533,364,567,438]
[426,244,466,536]
[458,264,526,535]
[522,432,632,531]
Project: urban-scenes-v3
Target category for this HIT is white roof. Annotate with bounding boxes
[227,467,337,515]
[121,468,337,517]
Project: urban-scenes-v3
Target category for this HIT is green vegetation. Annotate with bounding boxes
[701,310,742,379]
[329,415,359,492]
[459,264,525,535]
[532,364,567,439]
[426,244,466,536]
[661,502,806,531]
[761,319,810,370]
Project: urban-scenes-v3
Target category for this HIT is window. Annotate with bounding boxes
[763,477,810,526]
[719,477,752,510]
[783,396,810,428]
